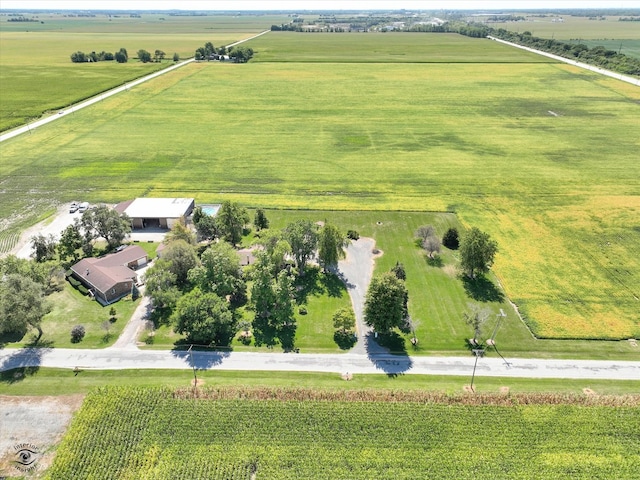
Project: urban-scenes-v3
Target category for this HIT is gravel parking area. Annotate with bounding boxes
[0,394,84,478]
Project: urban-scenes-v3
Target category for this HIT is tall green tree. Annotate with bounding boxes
[82,205,131,249]
[189,242,244,298]
[216,201,249,246]
[254,209,269,231]
[144,259,180,310]
[333,306,356,334]
[284,220,318,275]
[30,233,57,262]
[164,221,196,245]
[0,274,51,341]
[137,49,152,63]
[58,222,83,263]
[317,224,346,273]
[459,227,498,278]
[193,207,218,241]
[162,240,199,288]
[115,47,128,63]
[364,272,408,333]
[172,288,235,346]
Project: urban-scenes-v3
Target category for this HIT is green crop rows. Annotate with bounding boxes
[47,387,640,479]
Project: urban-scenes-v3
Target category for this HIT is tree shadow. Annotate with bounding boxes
[293,267,324,304]
[320,272,346,298]
[0,328,28,348]
[251,316,279,349]
[364,331,413,375]
[461,275,504,303]
[426,255,444,268]
[170,345,231,369]
[0,341,54,384]
[333,330,357,350]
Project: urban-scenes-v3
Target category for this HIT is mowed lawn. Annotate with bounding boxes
[1,33,639,341]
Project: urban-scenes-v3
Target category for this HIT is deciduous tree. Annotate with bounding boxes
[144,259,181,310]
[254,209,269,231]
[0,274,51,341]
[58,222,83,263]
[30,233,57,262]
[284,220,318,275]
[173,288,235,346]
[442,227,460,250]
[333,307,355,334]
[459,227,498,278]
[317,224,346,273]
[161,240,199,288]
[364,272,408,333]
[189,242,244,298]
[216,201,249,246]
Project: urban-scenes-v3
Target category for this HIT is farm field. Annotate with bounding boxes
[2,30,639,341]
[484,14,640,40]
[0,12,281,131]
[45,386,640,479]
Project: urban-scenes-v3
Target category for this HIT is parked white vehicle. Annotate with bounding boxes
[78,202,89,213]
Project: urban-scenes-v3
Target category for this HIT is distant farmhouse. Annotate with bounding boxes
[70,245,147,305]
[115,198,195,230]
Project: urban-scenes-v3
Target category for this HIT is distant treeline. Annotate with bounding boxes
[7,16,40,22]
[619,17,640,21]
[484,27,640,77]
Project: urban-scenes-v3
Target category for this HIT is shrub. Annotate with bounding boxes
[71,325,86,343]
[347,230,360,241]
[442,227,460,250]
[298,306,308,315]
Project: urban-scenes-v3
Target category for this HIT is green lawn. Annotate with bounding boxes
[43,386,640,479]
[0,280,140,349]
[2,367,639,396]
[1,32,638,341]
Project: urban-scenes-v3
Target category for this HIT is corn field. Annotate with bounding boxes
[47,387,640,479]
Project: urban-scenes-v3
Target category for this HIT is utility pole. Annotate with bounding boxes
[188,344,197,388]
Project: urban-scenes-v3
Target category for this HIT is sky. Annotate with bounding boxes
[1,1,638,10]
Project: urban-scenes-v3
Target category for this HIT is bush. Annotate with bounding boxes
[347,230,360,241]
[71,325,86,343]
[442,227,460,250]
[298,306,308,315]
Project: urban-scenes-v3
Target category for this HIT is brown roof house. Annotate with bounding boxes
[70,245,148,305]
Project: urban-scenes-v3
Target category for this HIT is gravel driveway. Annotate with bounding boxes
[338,238,387,355]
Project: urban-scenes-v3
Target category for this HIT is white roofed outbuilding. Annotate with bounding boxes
[115,198,195,230]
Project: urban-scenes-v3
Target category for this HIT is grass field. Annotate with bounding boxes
[2,368,640,396]
[1,32,639,341]
[0,12,282,131]
[44,386,640,479]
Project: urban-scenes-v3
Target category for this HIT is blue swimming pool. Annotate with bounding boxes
[200,204,220,216]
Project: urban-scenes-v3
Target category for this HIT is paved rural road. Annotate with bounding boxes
[0,30,270,143]
[1,347,639,381]
[488,36,640,87]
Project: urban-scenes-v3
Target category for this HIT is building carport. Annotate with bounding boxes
[116,198,195,230]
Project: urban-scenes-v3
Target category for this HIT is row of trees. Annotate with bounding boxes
[480,26,640,76]
[70,47,178,64]
[31,205,132,265]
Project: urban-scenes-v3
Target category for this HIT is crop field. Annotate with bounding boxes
[1,32,639,341]
[0,12,281,131]
[250,31,553,63]
[46,387,640,479]
[486,14,640,40]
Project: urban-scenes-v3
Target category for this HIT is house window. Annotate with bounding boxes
[111,288,115,294]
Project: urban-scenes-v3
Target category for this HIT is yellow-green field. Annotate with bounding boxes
[0,12,283,131]
[1,32,639,340]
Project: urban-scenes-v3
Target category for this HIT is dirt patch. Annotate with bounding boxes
[341,372,353,381]
[0,395,84,478]
[500,386,510,394]
[463,385,475,393]
[583,388,597,396]
[190,379,206,387]
[442,264,457,277]
[628,338,638,347]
